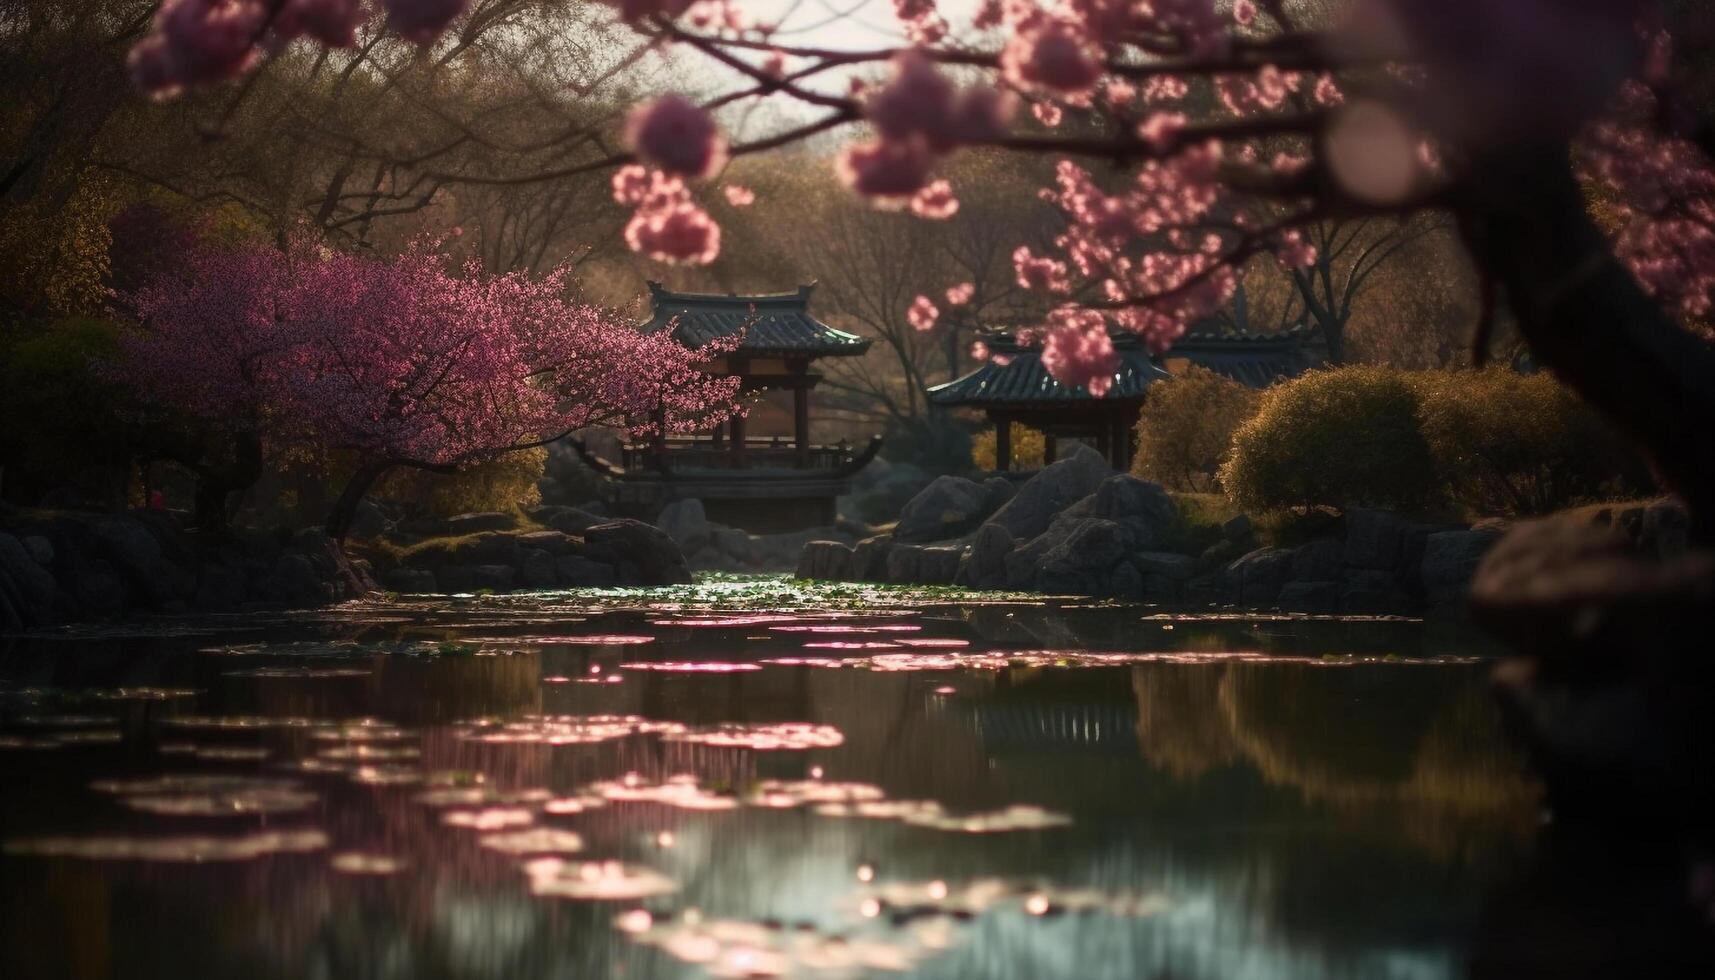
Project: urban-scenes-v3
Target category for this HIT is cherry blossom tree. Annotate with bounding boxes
[123,238,741,538]
[122,0,1715,531]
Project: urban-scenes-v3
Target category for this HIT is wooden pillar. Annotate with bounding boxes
[730,407,747,468]
[1043,433,1057,465]
[793,384,810,467]
[994,415,1011,473]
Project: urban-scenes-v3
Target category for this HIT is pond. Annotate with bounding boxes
[0,576,1538,980]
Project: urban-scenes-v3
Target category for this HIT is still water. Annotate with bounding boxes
[0,577,1537,980]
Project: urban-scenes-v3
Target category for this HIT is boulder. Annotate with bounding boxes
[1027,517,1128,595]
[349,499,389,540]
[850,536,894,582]
[1199,538,1243,570]
[894,476,994,543]
[270,553,331,604]
[581,519,693,585]
[90,518,186,604]
[1108,561,1144,600]
[22,535,53,565]
[983,445,1111,541]
[711,526,758,567]
[383,568,438,593]
[982,476,1018,512]
[1278,580,1341,613]
[444,512,518,535]
[954,524,1015,589]
[1222,514,1255,541]
[69,558,127,619]
[1290,538,1345,582]
[515,530,579,556]
[519,549,559,590]
[194,562,249,612]
[0,532,56,626]
[918,546,962,584]
[555,555,619,587]
[796,541,854,581]
[657,498,713,554]
[1060,474,1175,549]
[530,505,608,535]
[1420,528,1504,608]
[437,564,517,593]
[1134,552,1195,582]
[1140,573,1182,603]
[1343,508,1448,585]
[1641,498,1690,561]
[1225,547,1293,605]
[885,544,924,583]
[1183,573,1235,607]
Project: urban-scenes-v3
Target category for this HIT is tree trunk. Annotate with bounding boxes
[1459,143,1715,539]
[324,458,397,542]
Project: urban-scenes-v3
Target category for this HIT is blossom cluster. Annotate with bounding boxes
[122,240,742,466]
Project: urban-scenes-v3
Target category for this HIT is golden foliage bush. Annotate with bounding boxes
[377,448,547,518]
[1219,366,1439,513]
[1130,365,1260,491]
[1416,368,1650,515]
[971,422,1047,470]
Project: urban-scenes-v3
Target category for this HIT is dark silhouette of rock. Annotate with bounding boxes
[581,519,693,585]
[796,541,854,581]
[894,475,995,543]
[984,445,1110,541]
[954,524,1015,589]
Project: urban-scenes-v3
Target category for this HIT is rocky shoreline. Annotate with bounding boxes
[795,447,1691,617]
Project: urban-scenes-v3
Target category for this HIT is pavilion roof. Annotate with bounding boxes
[640,281,872,359]
[1168,324,1321,387]
[927,331,1169,408]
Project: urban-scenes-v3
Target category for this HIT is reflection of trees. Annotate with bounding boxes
[1133,663,1539,851]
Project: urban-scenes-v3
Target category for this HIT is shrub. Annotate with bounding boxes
[1131,365,1261,491]
[881,415,973,475]
[971,422,1048,470]
[377,447,547,518]
[1219,365,1440,513]
[1417,368,1650,515]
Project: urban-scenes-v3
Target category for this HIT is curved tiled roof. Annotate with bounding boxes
[927,331,1169,407]
[640,281,871,358]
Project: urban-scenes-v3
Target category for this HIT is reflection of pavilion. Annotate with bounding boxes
[928,325,1321,471]
[573,282,881,531]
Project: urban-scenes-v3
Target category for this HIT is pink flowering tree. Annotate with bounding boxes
[126,0,1715,529]
[124,239,742,539]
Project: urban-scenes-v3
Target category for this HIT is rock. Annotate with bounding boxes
[403,531,521,569]
[515,530,579,556]
[581,519,692,585]
[850,536,894,582]
[954,524,1015,589]
[1061,474,1176,550]
[1225,547,1293,605]
[438,564,517,593]
[895,476,995,543]
[711,526,758,566]
[1199,538,1243,569]
[193,562,249,612]
[1641,498,1690,561]
[0,532,57,626]
[22,535,53,565]
[1134,552,1195,582]
[982,476,1018,512]
[983,445,1111,542]
[1343,509,1447,584]
[530,505,608,535]
[1027,517,1128,595]
[444,512,518,535]
[885,544,924,583]
[519,549,559,589]
[1342,567,1398,592]
[349,499,388,540]
[90,518,185,604]
[689,546,741,573]
[796,541,854,581]
[69,558,127,619]
[270,553,330,604]
[1141,573,1182,603]
[1183,573,1234,607]
[657,498,713,554]
[1290,538,1345,582]
[919,546,962,584]
[1420,528,1504,609]
[1108,561,1144,600]
[555,555,619,587]
[1340,587,1408,614]
[383,568,438,593]
[1278,580,1338,612]
[1222,514,1254,540]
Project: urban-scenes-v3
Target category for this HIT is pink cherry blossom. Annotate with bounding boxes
[1138,112,1186,151]
[865,51,957,147]
[949,86,1018,143]
[1232,0,1257,26]
[609,0,694,23]
[723,184,756,207]
[910,180,959,219]
[946,282,976,306]
[275,0,366,46]
[908,295,940,331]
[129,0,265,96]
[1032,101,1063,128]
[626,95,728,180]
[625,201,722,265]
[1038,311,1118,396]
[1013,246,1071,293]
[970,340,992,361]
[836,139,934,203]
[1003,21,1104,97]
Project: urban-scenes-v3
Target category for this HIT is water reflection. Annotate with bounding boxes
[0,580,1538,979]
